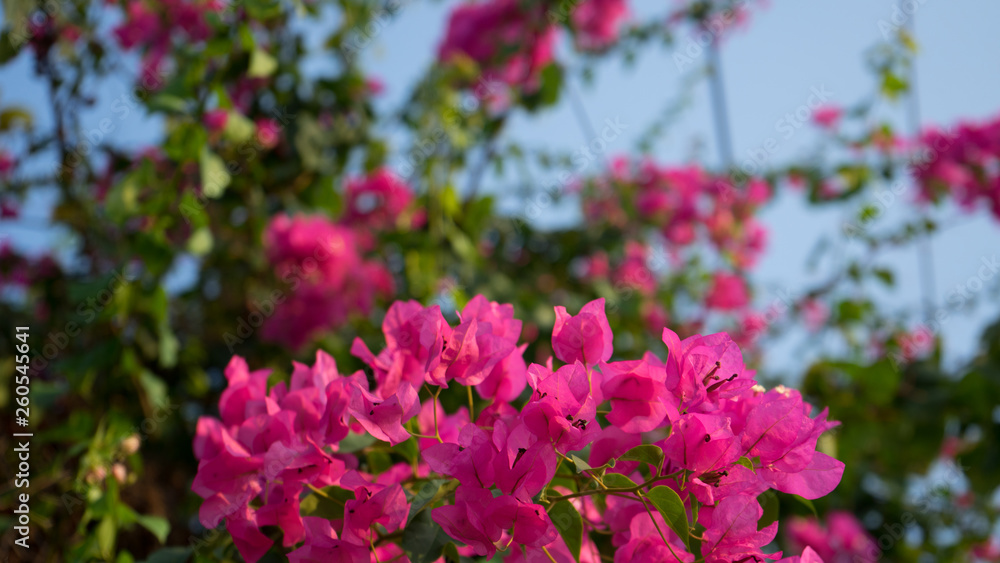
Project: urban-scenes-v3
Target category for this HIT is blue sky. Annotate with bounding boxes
[2,0,999,377]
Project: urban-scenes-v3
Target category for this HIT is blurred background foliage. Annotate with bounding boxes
[0,0,998,561]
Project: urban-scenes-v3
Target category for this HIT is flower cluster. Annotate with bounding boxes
[575,158,772,346]
[913,114,1000,221]
[194,296,844,562]
[259,169,417,350]
[786,511,878,563]
[437,0,630,91]
[113,0,223,81]
[261,222,385,349]
[582,159,771,268]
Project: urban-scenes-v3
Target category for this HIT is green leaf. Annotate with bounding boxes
[248,48,278,78]
[97,516,116,558]
[570,454,592,473]
[872,268,895,287]
[789,494,818,517]
[602,473,638,489]
[223,111,256,143]
[547,501,583,562]
[757,490,779,531]
[441,543,461,563]
[619,444,665,472]
[300,487,353,520]
[106,173,141,222]
[645,486,690,550]
[337,431,377,453]
[137,371,169,414]
[402,509,451,563]
[199,147,231,199]
[186,227,214,257]
[136,514,170,544]
[0,107,33,131]
[139,547,191,563]
[407,479,450,524]
[736,457,754,470]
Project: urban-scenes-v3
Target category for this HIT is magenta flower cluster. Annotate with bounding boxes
[193,296,844,562]
[260,169,416,350]
[914,114,1000,221]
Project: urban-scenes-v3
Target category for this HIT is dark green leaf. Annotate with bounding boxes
[402,509,451,563]
[602,473,638,489]
[407,479,450,524]
[139,547,191,563]
[547,501,583,562]
[619,445,665,472]
[645,486,690,550]
[757,490,779,531]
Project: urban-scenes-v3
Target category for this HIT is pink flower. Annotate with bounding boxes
[261,214,394,349]
[778,546,826,563]
[813,105,843,129]
[351,300,451,393]
[432,485,503,558]
[701,494,779,563]
[613,241,657,296]
[600,352,678,432]
[0,150,14,176]
[551,298,614,365]
[343,168,415,231]
[619,510,695,562]
[346,373,421,446]
[706,272,750,311]
[523,362,602,452]
[255,118,281,149]
[801,298,829,332]
[0,199,19,218]
[571,0,629,51]
[786,511,878,563]
[745,387,844,499]
[438,0,556,90]
[288,517,369,562]
[340,480,409,546]
[365,77,385,95]
[203,109,229,133]
[192,352,354,563]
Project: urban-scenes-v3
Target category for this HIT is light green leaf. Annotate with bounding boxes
[223,111,255,143]
[248,48,278,77]
[136,514,170,544]
[97,516,116,558]
[645,486,690,550]
[200,147,230,198]
[570,454,592,473]
[186,227,213,257]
